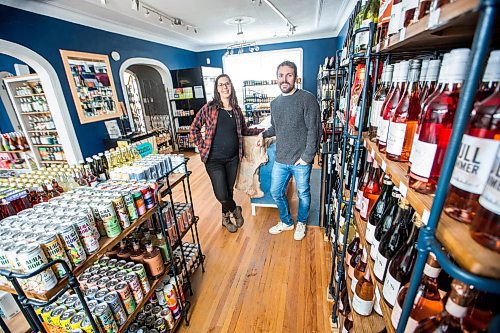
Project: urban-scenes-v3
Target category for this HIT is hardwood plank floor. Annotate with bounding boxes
[175,153,333,333]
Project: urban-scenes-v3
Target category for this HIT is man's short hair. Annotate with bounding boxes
[277,61,297,78]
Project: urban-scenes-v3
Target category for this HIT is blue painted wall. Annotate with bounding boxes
[337,19,350,50]
[0,55,29,133]
[0,5,198,157]
[196,37,338,96]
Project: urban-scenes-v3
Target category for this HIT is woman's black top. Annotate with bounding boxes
[208,107,238,160]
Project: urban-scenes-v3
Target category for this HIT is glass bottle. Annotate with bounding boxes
[354,73,373,132]
[348,247,363,280]
[418,60,429,90]
[352,248,368,293]
[356,153,374,211]
[469,148,500,253]
[463,291,495,332]
[377,0,393,43]
[356,0,380,52]
[386,59,422,162]
[130,239,144,263]
[349,65,367,128]
[419,59,441,107]
[370,64,394,141]
[366,175,393,244]
[387,0,403,38]
[346,236,361,265]
[352,266,375,316]
[475,50,500,102]
[414,279,476,332]
[409,49,470,194]
[339,278,351,317]
[338,216,357,253]
[142,241,164,279]
[391,253,444,331]
[342,311,354,333]
[116,240,131,260]
[360,159,382,220]
[443,87,500,224]
[154,232,170,262]
[99,152,110,179]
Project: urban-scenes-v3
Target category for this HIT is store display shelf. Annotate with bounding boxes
[20,112,52,115]
[27,130,58,133]
[0,206,158,302]
[343,262,386,333]
[171,217,199,251]
[33,144,62,147]
[353,210,395,333]
[363,137,500,278]
[0,168,30,172]
[374,0,484,53]
[40,160,67,164]
[176,130,190,134]
[14,93,45,98]
[0,150,29,154]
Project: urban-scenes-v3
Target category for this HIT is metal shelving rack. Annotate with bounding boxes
[328,0,500,332]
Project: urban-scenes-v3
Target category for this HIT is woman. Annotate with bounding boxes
[190,74,263,233]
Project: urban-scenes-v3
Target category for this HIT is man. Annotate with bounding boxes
[256,60,321,241]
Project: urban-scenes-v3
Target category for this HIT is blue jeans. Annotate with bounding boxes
[270,161,312,226]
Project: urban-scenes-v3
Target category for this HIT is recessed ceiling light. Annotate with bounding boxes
[224,16,255,26]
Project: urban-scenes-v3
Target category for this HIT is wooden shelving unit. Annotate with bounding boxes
[363,137,500,279]
[33,144,62,147]
[13,93,46,98]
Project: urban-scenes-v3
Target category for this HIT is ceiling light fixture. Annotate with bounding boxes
[136,1,198,33]
[254,0,296,34]
[100,0,107,5]
[145,9,150,17]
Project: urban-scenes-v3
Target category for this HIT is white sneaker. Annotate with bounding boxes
[294,222,307,241]
[269,222,294,235]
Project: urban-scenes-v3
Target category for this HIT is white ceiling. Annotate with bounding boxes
[2,0,356,52]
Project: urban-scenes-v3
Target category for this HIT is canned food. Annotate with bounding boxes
[111,194,131,229]
[37,233,72,278]
[104,291,127,326]
[97,202,122,238]
[116,281,136,315]
[74,214,100,255]
[59,223,87,267]
[18,243,58,292]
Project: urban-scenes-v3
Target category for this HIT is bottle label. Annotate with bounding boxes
[379,0,393,24]
[378,119,390,144]
[445,300,467,318]
[374,287,382,315]
[387,2,403,35]
[352,293,374,316]
[386,122,407,156]
[365,222,376,244]
[351,276,359,293]
[383,271,401,306]
[409,139,437,179]
[356,192,364,211]
[404,317,419,333]
[423,263,441,278]
[374,252,388,281]
[403,0,419,10]
[408,132,419,164]
[360,196,370,219]
[391,298,402,329]
[450,135,500,195]
[370,239,379,260]
[371,100,385,127]
[478,152,500,215]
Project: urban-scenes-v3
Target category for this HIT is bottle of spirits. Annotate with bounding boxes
[370,65,394,141]
[409,48,470,194]
[463,291,495,332]
[352,266,375,316]
[443,86,500,224]
[469,148,500,252]
[374,203,415,282]
[366,175,393,244]
[154,232,171,262]
[391,253,444,331]
[386,59,422,162]
[414,279,476,332]
[130,239,144,263]
[116,240,131,260]
[352,248,368,293]
[475,50,500,102]
[346,236,361,264]
[370,188,402,260]
[142,241,165,279]
[379,61,409,152]
[360,159,383,220]
[382,214,420,306]
[348,247,363,280]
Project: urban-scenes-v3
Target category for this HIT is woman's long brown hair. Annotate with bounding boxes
[209,74,240,110]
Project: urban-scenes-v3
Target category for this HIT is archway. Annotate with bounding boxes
[0,39,83,164]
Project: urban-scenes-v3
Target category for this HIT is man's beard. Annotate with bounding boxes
[280,82,295,93]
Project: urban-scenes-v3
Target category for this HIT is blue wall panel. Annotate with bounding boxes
[0,54,28,133]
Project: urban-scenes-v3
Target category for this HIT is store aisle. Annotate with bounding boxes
[175,153,333,333]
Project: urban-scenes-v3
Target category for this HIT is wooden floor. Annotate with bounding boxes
[176,153,333,333]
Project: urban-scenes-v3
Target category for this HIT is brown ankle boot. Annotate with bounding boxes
[231,206,244,228]
[222,212,237,233]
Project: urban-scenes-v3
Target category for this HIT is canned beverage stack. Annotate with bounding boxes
[107,154,186,181]
[174,242,200,278]
[161,203,193,245]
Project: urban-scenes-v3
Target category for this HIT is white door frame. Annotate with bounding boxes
[0,39,83,164]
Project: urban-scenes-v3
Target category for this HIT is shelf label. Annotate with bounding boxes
[399,28,406,42]
[381,160,387,172]
[428,9,441,29]
[399,182,408,198]
[422,209,430,226]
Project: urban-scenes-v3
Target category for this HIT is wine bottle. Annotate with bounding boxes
[339,277,351,317]
[339,215,357,254]
[475,50,500,102]
[342,311,354,333]
[370,188,402,260]
[346,236,361,264]
[348,247,363,280]
[443,85,500,224]
[354,72,373,132]
[356,153,374,211]
[370,64,394,141]
[379,61,409,152]
[463,291,495,332]
[386,59,422,162]
[360,159,383,220]
[356,0,380,52]
[382,214,420,306]
[391,253,444,331]
[469,147,500,252]
[419,59,441,106]
[352,266,375,316]
[352,248,368,293]
[409,49,470,194]
[366,175,393,244]
[377,0,393,43]
[374,201,414,282]
[414,279,476,332]
[418,60,429,90]
[349,65,367,128]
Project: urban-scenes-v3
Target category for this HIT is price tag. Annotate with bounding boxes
[399,182,408,198]
[370,148,375,158]
[422,209,430,226]
[428,9,441,29]
[381,160,387,172]
[399,28,406,42]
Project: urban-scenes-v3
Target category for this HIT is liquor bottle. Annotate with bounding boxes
[356,0,380,52]
[386,59,422,162]
[475,50,500,102]
[409,49,470,194]
[348,247,363,279]
[379,61,409,152]
[414,279,476,332]
[130,239,144,263]
[370,64,394,141]
[342,312,354,333]
[356,153,374,211]
[373,203,414,282]
[360,159,382,220]
[469,148,500,252]
[391,253,444,331]
[346,236,361,264]
[443,86,500,224]
[366,175,393,244]
[352,266,375,316]
[377,0,393,43]
[463,291,495,332]
[154,232,170,262]
[370,188,402,260]
[116,240,131,260]
[352,248,368,293]
[142,241,164,279]
[382,214,420,306]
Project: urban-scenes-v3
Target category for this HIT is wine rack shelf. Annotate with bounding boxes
[362,137,500,279]
[374,0,485,53]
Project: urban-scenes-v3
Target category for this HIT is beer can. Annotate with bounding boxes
[116,281,136,315]
[86,276,100,289]
[60,309,76,331]
[94,289,109,303]
[116,260,127,270]
[85,265,100,275]
[74,214,100,255]
[160,308,175,330]
[125,272,143,303]
[18,243,58,292]
[155,283,166,306]
[128,323,140,333]
[40,304,56,328]
[136,312,147,326]
[123,262,136,272]
[98,277,111,289]
[108,259,118,268]
[163,284,180,320]
[132,190,146,216]
[105,279,118,291]
[145,316,156,327]
[132,264,151,294]
[59,223,87,267]
[87,300,99,313]
[37,233,72,278]
[89,202,107,237]
[104,291,127,326]
[169,276,185,304]
[70,312,85,330]
[81,317,97,333]
[94,303,119,333]
[97,202,122,238]
[115,271,127,281]
[154,318,167,333]
[85,286,99,300]
[97,256,110,267]
[140,187,155,210]
[64,295,79,309]
[152,306,162,318]
[110,193,131,229]
[50,305,67,328]
[121,190,139,222]
[143,303,154,315]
